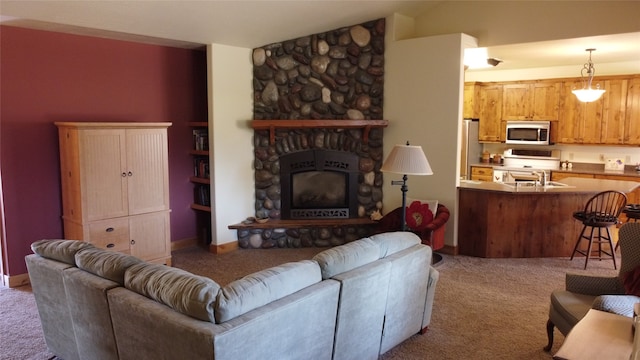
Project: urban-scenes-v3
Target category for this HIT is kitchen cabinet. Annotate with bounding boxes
[558,80,603,144]
[477,84,503,142]
[600,79,629,145]
[470,165,493,182]
[463,82,480,119]
[625,78,640,145]
[551,172,594,181]
[502,82,560,121]
[56,122,172,265]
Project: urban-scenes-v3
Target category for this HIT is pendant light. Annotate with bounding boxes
[572,48,605,103]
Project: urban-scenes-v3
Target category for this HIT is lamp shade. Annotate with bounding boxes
[572,88,605,103]
[380,144,433,175]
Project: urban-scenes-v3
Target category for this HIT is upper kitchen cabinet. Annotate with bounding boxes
[477,84,503,142]
[625,77,640,145]
[557,80,603,144]
[502,82,560,121]
[600,79,629,145]
[463,82,480,119]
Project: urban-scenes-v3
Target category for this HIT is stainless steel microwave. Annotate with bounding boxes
[505,121,550,145]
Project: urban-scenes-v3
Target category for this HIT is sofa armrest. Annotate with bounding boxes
[421,265,439,333]
[566,273,624,295]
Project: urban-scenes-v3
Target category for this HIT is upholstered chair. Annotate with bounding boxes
[374,203,450,251]
[544,222,640,352]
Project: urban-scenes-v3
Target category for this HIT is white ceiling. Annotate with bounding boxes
[0,0,639,72]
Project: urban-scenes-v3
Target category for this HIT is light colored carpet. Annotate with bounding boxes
[1,246,620,359]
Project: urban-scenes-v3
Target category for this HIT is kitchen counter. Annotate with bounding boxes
[472,162,640,178]
[459,177,640,194]
[457,177,640,258]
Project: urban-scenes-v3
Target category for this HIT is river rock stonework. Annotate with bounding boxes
[240,19,386,249]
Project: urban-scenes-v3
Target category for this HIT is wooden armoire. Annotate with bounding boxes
[55,122,172,265]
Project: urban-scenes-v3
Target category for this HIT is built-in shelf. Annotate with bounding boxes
[190,176,210,185]
[189,150,209,156]
[188,121,208,127]
[191,203,211,212]
[251,119,389,145]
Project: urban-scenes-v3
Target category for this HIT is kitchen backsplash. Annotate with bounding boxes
[482,143,640,167]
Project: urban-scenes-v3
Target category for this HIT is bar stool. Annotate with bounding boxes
[570,190,627,269]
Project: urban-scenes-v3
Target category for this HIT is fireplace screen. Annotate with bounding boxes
[280,149,358,220]
[292,171,347,208]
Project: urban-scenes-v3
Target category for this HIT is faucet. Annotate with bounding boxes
[533,171,548,186]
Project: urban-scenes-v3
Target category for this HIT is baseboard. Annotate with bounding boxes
[4,272,30,288]
[171,237,198,252]
[209,241,238,254]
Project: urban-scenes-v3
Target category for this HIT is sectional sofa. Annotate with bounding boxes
[26,231,438,360]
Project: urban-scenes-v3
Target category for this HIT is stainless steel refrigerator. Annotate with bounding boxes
[460,118,482,180]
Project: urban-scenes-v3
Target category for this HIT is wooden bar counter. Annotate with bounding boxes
[457,177,640,258]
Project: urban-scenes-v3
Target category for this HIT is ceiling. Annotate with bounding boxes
[0,0,638,72]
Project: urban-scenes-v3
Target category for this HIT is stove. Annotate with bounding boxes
[502,149,561,170]
[493,149,560,182]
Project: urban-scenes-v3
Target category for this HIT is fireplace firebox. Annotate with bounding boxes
[280,150,358,219]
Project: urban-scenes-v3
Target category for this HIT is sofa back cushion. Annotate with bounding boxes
[31,239,94,266]
[216,260,321,323]
[312,238,380,279]
[125,263,220,322]
[75,247,142,285]
[369,231,421,258]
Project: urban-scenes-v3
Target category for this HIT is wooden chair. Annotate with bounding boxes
[570,190,627,269]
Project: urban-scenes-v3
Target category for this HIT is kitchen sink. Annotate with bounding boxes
[501,181,573,188]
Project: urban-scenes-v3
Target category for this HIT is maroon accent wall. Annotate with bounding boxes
[0,26,207,276]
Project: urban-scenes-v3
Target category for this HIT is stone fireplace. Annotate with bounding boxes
[231,18,387,249]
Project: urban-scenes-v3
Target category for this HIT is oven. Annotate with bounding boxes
[493,148,560,183]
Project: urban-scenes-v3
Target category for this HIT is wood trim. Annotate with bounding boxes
[171,237,199,252]
[55,122,172,129]
[228,218,378,230]
[209,241,238,254]
[190,203,211,212]
[251,119,389,145]
[5,272,30,288]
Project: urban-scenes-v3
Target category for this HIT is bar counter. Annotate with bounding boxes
[457,177,640,258]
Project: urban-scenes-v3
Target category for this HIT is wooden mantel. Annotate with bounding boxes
[251,119,389,145]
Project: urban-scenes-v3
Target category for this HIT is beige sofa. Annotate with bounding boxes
[26,231,438,360]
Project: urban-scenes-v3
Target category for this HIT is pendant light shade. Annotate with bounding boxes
[572,48,605,103]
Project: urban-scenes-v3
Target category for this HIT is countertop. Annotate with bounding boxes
[472,162,640,178]
[458,177,640,194]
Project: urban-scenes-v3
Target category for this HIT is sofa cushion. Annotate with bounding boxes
[369,231,421,258]
[31,239,95,265]
[216,260,321,323]
[75,248,142,285]
[312,238,380,279]
[125,262,220,322]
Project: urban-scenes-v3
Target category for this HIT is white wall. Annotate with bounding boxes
[207,44,254,246]
[384,14,468,247]
[414,1,640,48]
